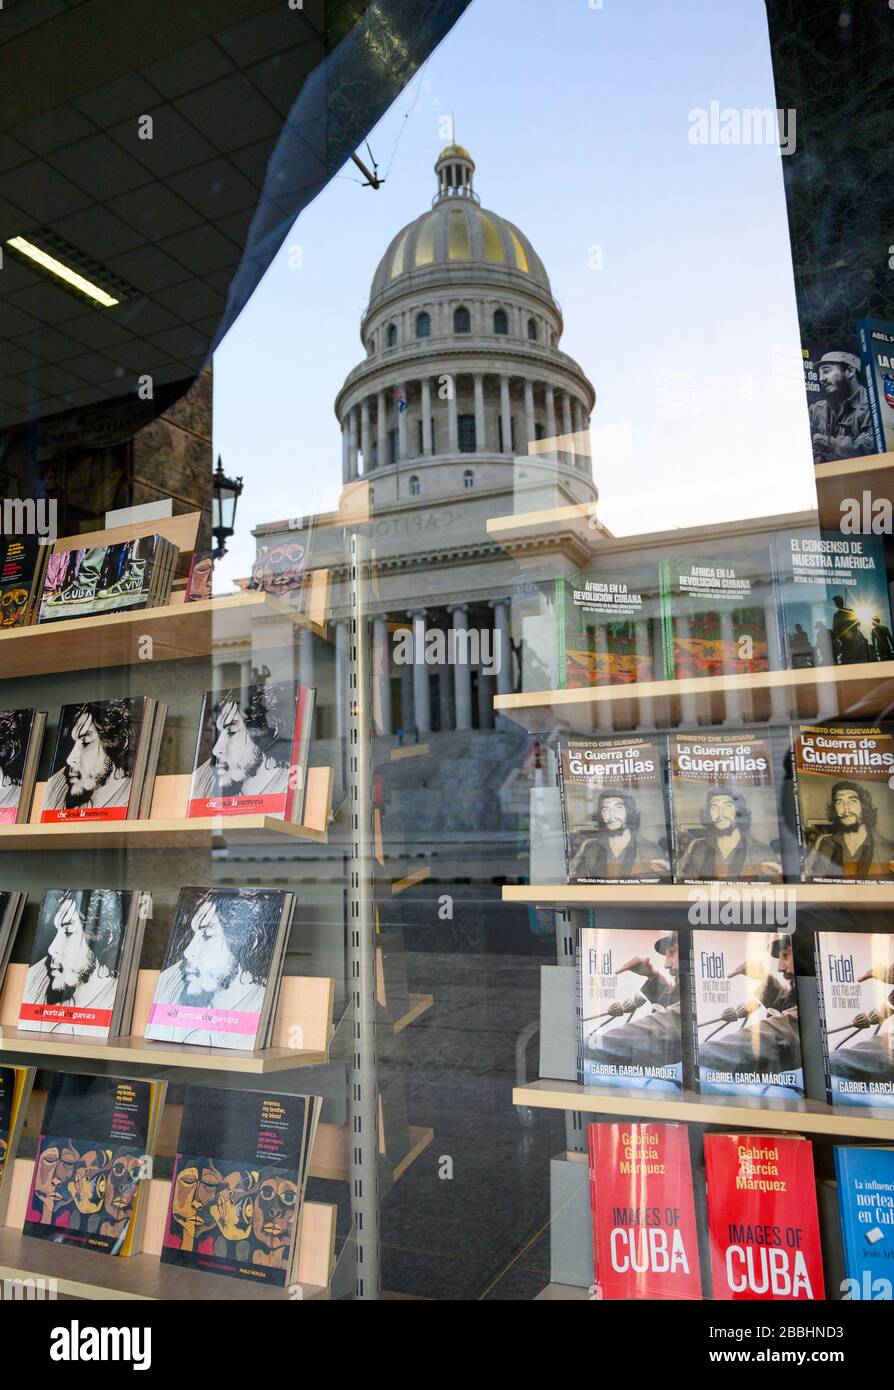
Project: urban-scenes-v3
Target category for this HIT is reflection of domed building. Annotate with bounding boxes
[256,146,600,739]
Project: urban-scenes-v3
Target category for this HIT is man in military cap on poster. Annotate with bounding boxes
[699,934,802,1090]
[808,350,874,463]
[582,932,681,1077]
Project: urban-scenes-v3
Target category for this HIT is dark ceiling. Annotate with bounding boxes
[0,0,472,433]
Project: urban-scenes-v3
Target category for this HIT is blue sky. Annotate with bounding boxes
[213,0,815,589]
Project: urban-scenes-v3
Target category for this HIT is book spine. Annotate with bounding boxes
[813,935,834,1106]
[554,576,567,690]
[658,557,674,680]
[685,932,701,1095]
[556,741,572,882]
[666,735,682,885]
[575,932,584,1086]
[788,725,808,882]
[586,1123,601,1292]
[858,320,885,455]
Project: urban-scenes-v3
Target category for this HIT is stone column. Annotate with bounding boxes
[477,669,495,729]
[545,384,557,457]
[447,378,459,453]
[473,373,486,453]
[298,626,315,689]
[562,391,573,466]
[421,377,433,455]
[348,407,359,478]
[360,398,371,474]
[397,383,408,460]
[373,615,392,735]
[451,604,472,731]
[490,599,512,695]
[377,389,386,471]
[408,609,431,735]
[341,418,350,484]
[523,380,535,455]
[500,376,512,454]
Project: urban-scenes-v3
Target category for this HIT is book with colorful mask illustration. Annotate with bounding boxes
[0,534,50,628]
[22,1073,166,1256]
[161,1084,321,1286]
[0,1065,36,1226]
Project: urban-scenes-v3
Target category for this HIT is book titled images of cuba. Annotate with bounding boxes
[578,926,681,1091]
[834,1146,894,1295]
[23,1074,157,1257]
[554,559,660,689]
[558,734,670,884]
[773,531,893,668]
[704,1134,824,1301]
[587,1121,702,1300]
[668,730,782,883]
[689,930,803,1098]
[18,890,140,1039]
[791,725,894,882]
[659,544,771,680]
[161,1086,315,1286]
[188,680,314,820]
[40,698,152,822]
[144,887,293,1051]
[815,932,894,1109]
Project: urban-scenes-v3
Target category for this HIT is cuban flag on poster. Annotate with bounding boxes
[394,385,407,414]
[884,374,894,410]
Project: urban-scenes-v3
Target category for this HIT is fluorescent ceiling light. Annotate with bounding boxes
[6,235,119,307]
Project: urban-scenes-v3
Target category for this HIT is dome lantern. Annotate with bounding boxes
[434,145,478,205]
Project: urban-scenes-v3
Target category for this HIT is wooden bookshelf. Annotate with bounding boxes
[391,866,432,895]
[502,883,893,910]
[815,449,894,529]
[0,586,328,682]
[392,994,434,1034]
[513,1079,894,1139]
[493,659,894,731]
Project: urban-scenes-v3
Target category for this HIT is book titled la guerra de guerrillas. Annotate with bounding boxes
[791,724,894,882]
[704,1133,824,1300]
[669,730,782,883]
[587,1121,702,1299]
[188,680,314,821]
[161,1085,316,1287]
[558,733,671,885]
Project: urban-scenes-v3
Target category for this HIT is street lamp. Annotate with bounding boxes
[211,455,243,558]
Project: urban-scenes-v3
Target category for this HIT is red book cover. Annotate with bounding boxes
[587,1121,702,1299]
[704,1133,824,1300]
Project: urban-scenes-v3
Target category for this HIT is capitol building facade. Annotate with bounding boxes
[255,145,600,739]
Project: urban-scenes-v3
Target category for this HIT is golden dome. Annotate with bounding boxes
[437,144,472,162]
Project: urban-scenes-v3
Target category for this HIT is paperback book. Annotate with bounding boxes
[188,679,314,822]
[0,534,50,628]
[659,542,772,680]
[578,926,682,1091]
[248,538,308,605]
[143,887,295,1051]
[23,1073,165,1256]
[0,707,45,823]
[773,530,893,667]
[803,339,874,465]
[834,1146,894,1294]
[857,317,894,457]
[185,550,213,602]
[18,889,147,1040]
[668,730,782,882]
[791,724,894,882]
[688,929,803,1097]
[40,696,165,823]
[38,534,177,624]
[0,1064,36,1225]
[558,733,671,884]
[815,931,894,1109]
[0,890,26,995]
[554,557,661,689]
[161,1084,322,1286]
[704,1133,824,1300]
[587,1121,702,1299]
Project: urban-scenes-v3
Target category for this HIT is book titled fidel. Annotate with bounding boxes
[815,931,894,1109]
[668,730,781,883]
[578,926,682,1091]
[704,1133,824,1300]
[23,1073,158,1257]
[791,724,894,882]
[558,733,671,884]
[587,1121,702,1299]
[161,1086,313,1286]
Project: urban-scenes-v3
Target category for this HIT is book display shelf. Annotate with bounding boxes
[0,503,430,1303]
[489,458,894,1302]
